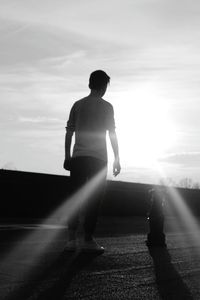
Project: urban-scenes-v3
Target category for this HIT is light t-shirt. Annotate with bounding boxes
[66,96,115,162]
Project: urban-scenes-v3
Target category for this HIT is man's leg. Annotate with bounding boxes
[83,158,107,242]
[67,157,88,242]
[66,156,107,252]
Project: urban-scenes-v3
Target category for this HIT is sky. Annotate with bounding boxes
[1,0,200,185]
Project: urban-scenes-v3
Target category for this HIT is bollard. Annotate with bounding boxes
[146,187,166,247]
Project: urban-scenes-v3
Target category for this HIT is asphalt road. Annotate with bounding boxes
[0,217,200,299]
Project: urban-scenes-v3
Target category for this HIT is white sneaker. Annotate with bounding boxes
[64,239,77,252]
[81,239,105,253]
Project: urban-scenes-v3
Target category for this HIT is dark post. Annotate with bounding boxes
[146,187,166,247]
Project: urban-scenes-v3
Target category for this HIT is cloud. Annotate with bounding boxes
[18,116,63,124]
[159,152,200,167]
[17,116,65,131]
[0,18,90,66]
[2,0,200,47]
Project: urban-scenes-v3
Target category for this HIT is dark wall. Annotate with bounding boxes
[1,169,200,220]
[0,170,71,220]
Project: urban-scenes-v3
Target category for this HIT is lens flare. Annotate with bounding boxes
[0,167,107,298]
[157,168,200,251]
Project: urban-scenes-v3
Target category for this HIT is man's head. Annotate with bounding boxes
[89,70,110,96]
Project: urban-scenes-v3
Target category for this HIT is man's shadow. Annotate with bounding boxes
[36,251,101,300]
[148,246,193,300]
[6,250,101,300]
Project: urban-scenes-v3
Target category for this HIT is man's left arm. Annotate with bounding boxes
[107,104,121,176]
[109,130,121,177]
[63,129,73,170]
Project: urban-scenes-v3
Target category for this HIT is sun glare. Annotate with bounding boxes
[111,83,176,169]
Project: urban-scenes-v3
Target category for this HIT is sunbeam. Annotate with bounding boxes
[157,167,200,250]
[0,167,107,298]
[166,186,200,246]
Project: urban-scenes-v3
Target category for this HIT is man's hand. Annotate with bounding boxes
[63,157,71,171]
[113,158,121,177]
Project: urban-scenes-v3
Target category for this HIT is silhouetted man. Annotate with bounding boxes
[64,70,121,252]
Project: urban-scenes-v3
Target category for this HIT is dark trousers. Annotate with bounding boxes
[68,156,107,237]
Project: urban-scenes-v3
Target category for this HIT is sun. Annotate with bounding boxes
[108,83,176,169]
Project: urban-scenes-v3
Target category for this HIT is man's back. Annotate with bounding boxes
[64,69,120,176]
[67,96,115,161]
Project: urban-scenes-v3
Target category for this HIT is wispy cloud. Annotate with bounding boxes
[159,152,200,167]
[17,116,65,132]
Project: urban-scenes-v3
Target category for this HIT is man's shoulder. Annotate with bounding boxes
[72,97,113,112]
[74,97,86,104]
[101,98,113,110]
[72,97,86,109]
